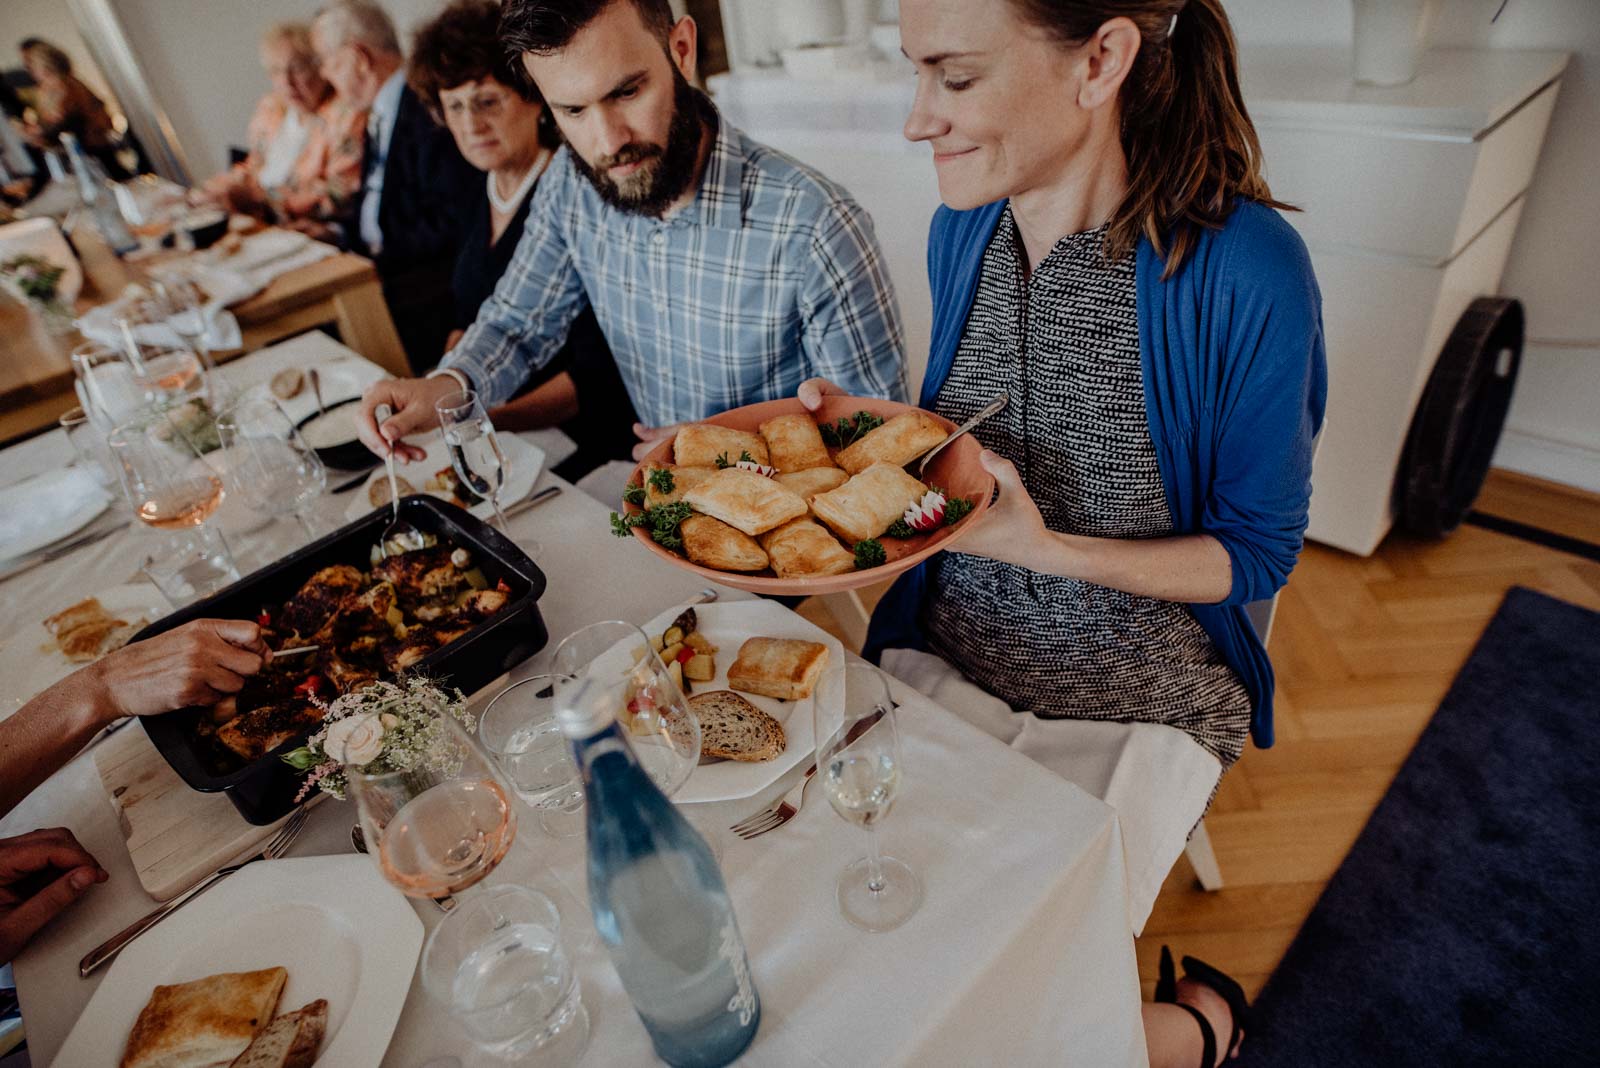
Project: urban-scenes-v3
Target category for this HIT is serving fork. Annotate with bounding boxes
[916,390,1009,478]
[79,806,310,977]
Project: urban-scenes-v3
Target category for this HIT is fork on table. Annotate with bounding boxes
[79,806,311,977]
[729,761,819,840]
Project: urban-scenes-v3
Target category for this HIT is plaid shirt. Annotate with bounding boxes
[443,107,908,427]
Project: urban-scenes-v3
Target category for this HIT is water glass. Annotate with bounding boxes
[815,663,922,932]
[72,342,145,432]
[59,405,115,486]
[420,885,590,1063]
[138,523,240,607]
[480,674,586,839]
[434,388,511,533]
[216,392,327,540]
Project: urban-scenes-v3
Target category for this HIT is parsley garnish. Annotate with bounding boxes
[610,511,647,538]
[942,496,975,525]
[819,410,886,450]
[622,484,647,507]
[646,467,675,494]
[714,450,756,470]
[647,502,693,551]
[854,539,886,570]
[883,518,916,539]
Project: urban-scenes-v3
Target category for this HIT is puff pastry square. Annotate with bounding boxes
[807,462,929,545]
[683,468,808,536]
[674,424,769,468]
[835,410,948,475]
[760,517,857,578]
[681,515,770,571]
[120,967,287,1068]
[775,466,849,500]
[758,414,833,472]
[642,463,716,508]
[728,637,831,701]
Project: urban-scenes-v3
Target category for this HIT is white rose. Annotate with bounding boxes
[323,713,386,766]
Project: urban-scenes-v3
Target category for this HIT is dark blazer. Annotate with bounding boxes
[347,84,477,369]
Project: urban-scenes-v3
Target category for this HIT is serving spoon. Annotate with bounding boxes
[372,403,426,557]
[916,391,1010,478]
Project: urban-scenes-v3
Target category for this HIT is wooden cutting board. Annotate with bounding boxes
[93,725,321,902]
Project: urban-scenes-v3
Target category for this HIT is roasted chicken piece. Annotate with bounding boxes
[457,587,510,620]
[216,702,325,761]
[382,619,474,672]
[370,546,468,600]
[278,565,364,637]
[325,653,378,694]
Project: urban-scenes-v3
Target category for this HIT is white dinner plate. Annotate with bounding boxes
[343,432,546,525]
[638,600,843,804]
[52,855,423,1068]
[0,468,112,562]
[0,584,169,718]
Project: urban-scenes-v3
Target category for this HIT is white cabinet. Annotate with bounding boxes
[709,44,1568,557]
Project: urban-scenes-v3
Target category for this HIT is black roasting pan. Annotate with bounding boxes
[132,495,548,823]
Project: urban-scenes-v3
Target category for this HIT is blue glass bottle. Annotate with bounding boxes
[557,680,760,1067]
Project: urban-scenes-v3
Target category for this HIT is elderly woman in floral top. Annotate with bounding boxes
[198,22,366,232]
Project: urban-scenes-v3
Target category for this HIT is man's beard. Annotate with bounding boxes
[570,69,705,218]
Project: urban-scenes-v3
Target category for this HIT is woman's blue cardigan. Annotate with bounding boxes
[862,200,1327,750]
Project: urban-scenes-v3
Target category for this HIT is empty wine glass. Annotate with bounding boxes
[552,620,722,858]
[815,663,922,933]
[480,674,586,839]
[434,388,511,533]
[216,392,328,540]
[150,276,219,375]
[72,341,145,432]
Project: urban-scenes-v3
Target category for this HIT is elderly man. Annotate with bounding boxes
[311,1,477,369]
[357,0,907,464]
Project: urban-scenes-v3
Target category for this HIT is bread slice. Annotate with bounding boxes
[689,690,786,762]
[43,596,108,638]
[228,999,328,1068]
[120,967,287,1068]
[727,637,830,701]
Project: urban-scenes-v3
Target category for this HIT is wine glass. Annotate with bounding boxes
[479,673,586,839]
[815,663,922,932]
[150,276,219,376]
[434,388,511,534]
[551,620,722,857]
[72,341,145,432]
[216,392,328,541]
[108,409,238,602]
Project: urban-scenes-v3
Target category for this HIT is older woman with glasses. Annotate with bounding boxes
[197,22,367,232]
[408,0,635,474]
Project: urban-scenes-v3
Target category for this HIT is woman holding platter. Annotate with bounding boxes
[801,2,1325,1065]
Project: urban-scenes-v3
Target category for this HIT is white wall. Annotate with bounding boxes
[1224,0,1600,492]
[0,0,121,117]
[107,0,448,180]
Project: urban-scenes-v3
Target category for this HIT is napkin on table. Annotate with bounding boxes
[0,466,113,560]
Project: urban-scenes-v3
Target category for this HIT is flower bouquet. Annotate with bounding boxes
[283,675,474,801]
[0,252,74,332]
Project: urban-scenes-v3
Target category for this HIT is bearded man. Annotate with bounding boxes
[357,0,907,462]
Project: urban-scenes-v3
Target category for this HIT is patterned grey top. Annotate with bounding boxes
[924,207,1251,769]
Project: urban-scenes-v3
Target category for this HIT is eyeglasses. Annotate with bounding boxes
[442,91,513,121]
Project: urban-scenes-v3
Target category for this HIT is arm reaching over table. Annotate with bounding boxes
[0,619,269,818]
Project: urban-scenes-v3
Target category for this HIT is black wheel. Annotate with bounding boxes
[1396,296,1525,538]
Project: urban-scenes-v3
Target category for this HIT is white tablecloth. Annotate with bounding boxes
[2,339,1148,1067]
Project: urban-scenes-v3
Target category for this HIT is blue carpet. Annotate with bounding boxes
[1234,587,1600,1067]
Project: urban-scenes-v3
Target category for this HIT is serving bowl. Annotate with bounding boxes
[624,395,994,596]
[132,496,548,823]
[294,397,372,471]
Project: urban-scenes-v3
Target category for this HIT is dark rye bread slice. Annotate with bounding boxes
[689,690,786,763]
[228,999,328,1068]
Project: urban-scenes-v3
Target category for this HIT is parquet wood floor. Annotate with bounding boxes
[798,468,1600,1003]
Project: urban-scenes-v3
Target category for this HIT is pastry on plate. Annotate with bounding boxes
[807,462,929,545]
[120,966,287,1068]
[728,637,830,701]
[682,468,808,537]
[774,466,848,500]
[834,410,948,475]
[673,424,769,469]
[642,463,716,508]
[759,517,857,578]
[680,515,769,572]
[43,597,145,663]
[689,690,786,761]
[758,414,833,473]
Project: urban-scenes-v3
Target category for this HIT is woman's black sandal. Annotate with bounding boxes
[1154,946,1252,1068]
